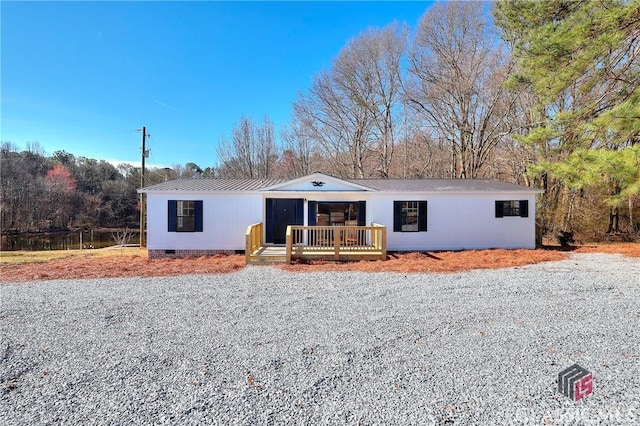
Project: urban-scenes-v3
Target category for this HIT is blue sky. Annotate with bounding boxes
[1,1,433,168]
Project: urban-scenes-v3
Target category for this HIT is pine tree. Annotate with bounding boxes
[495,0,640,233]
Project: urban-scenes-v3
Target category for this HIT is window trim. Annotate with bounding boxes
[393,200,427,232]
[308,201,366,227]
[495,200,529,218]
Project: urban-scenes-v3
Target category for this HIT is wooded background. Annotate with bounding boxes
[2,1,639,242]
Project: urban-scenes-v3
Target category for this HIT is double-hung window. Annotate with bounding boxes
[168,200,203,232]
[177,201,195,231]
[393,201,427,232]
[495,200,528,218]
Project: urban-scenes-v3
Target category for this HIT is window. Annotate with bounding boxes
[402,201,419,231]
[307,201,366,227]
[495,200,528,218]
[394,201,427,232]
[316,202,358,226]
[168,200,203,232]
[177,201,195,231]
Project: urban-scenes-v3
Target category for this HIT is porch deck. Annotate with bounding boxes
[245,223,387,264]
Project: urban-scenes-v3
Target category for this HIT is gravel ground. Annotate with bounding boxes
[1,253,639,425]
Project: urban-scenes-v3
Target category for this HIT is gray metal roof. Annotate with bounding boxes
[140,178,286,192]
[347,179,542,192]
[139,176,541,193]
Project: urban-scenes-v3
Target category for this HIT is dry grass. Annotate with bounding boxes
[0,247,141,264]
[1,243,637,283]
[0,251,245,283]
[572,242,640,257]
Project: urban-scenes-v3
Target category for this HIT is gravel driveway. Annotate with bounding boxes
[1,253,639,425]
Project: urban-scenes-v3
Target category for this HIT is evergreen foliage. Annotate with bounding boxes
[495,0,640,233]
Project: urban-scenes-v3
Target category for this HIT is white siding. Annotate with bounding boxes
[145,190,538,251]
[371,192,537,250]
[146,193,262,251]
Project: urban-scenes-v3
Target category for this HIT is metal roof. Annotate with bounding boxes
[139,178,286,192]
[139,176,541,193]
[347,179,542,192]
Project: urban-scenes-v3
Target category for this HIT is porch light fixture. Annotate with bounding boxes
[311,181,325,187]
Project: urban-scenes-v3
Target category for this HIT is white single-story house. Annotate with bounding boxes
[138,172,542,260]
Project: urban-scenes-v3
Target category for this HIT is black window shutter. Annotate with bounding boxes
[393,201,402,232]
[495,201,504,218]
[307,201,317,226]
[194,201,203,232]
[265,198,274,243]
[418,201,428,232]
[357,201,366,226]
[519,200,529,218]
[168,200,177,232]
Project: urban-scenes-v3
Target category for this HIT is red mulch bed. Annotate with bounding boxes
[1,243,637,283]
[280,249,570,273]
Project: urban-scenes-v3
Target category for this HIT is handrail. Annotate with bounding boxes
[285,225,293,264]
[285,224,386,261]
[245,222,263,264]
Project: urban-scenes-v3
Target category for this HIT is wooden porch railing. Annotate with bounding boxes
[286,223,386,263]
[370,223,387,259]
[245,222,263,263]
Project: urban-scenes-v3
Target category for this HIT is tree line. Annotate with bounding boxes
[214,1,639,240]
[2,1,639,241]
[0,141,234,234]
[1,142,136,233]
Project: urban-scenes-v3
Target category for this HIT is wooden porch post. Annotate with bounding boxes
[286,225,292,264]
[381,226,387,260]
[245,225,252,264]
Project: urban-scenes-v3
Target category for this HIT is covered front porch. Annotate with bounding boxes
[245,223,387,264]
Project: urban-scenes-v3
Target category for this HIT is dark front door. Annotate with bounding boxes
[266,198,304,244]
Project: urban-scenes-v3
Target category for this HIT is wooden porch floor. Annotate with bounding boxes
[247,245,386,264]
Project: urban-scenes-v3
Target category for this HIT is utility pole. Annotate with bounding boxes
[139,126,149,248]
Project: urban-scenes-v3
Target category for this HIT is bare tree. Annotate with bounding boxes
[256,116,277,178]
[172,162,203,178]
[294,70,373,178]
[111,227,133,255]
[234,116,257,178]
[279,120,318,178]
[44,164,77,228]
[491,87,541,185]
[339,24,408,178]
[293,23,408,179]
[216,116,279,178]
[407,2,516,179]
[391,130,452,179]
